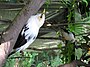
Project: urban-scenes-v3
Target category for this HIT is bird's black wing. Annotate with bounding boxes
[13,24,29,49]
[8,32,27,57]
[13,33,27,49]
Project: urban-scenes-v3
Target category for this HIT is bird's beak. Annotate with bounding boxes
[40,9,45,18]
[42,9,45,14]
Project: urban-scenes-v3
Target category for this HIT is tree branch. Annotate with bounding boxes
[0,0,45,66]
[58,60,90,67]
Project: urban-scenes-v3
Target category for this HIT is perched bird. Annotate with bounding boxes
[9,9,45,56]
[61,28,75,61]
[61,28,75,43]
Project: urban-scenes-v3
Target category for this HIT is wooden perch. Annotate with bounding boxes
[0,0,45,67]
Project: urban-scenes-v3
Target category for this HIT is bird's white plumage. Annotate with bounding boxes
[15,12,45,52]
[68,32,75,42]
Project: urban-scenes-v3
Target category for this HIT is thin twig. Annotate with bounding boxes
[27,47,61,51]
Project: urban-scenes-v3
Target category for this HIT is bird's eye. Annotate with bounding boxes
[40,14,43,18]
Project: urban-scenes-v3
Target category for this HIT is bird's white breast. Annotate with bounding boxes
[22,16,40,39]
[16,13,45,51]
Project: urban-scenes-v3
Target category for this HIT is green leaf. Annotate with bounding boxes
[82,0,88,6]
[57,43,62,48]
[51,56,62,67]
[37,63,43,67]
[75,48,82,59]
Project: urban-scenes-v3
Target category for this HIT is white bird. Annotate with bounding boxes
[9,9,45,56]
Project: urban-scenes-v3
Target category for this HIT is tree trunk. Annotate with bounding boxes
[0,0,45,67]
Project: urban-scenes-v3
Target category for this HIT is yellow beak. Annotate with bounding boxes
[42,9,45,14]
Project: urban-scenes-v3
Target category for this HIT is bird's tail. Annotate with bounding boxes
[8,50,17,57]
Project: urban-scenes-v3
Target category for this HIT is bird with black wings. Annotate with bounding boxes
[8,9,45,56]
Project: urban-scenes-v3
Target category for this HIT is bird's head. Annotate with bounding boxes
[37,9,45,28]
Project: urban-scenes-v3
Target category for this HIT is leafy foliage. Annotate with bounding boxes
[4,50,63,67]
[45,0,51,8]
[3,58,16,67]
